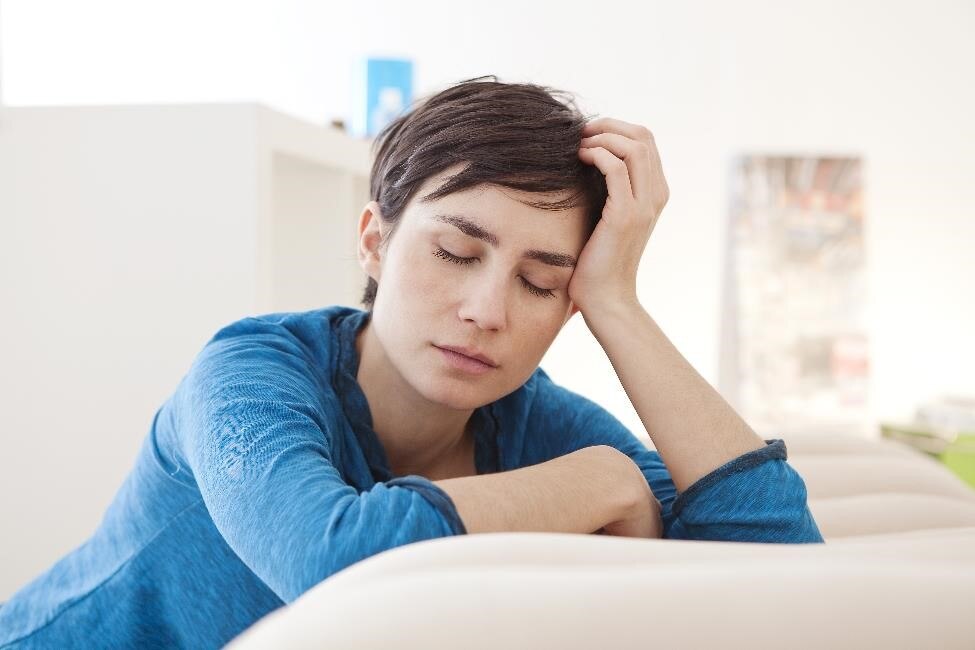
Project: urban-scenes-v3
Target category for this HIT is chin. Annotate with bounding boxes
[411,372,497,411]
[424,381,492,411]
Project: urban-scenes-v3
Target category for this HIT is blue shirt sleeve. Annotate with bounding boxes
[174,318,466,603]
[526,376,824,544]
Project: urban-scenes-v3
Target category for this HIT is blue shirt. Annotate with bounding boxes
[0,305,823,648]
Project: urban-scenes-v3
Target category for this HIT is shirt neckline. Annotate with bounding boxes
[330,308,499,482]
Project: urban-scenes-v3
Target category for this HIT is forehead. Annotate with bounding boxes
[408,165,588,241]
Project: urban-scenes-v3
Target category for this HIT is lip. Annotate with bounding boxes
[435,344,498,368]
[435,346,497,375]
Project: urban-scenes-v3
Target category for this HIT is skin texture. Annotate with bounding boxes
[355,165,585,479]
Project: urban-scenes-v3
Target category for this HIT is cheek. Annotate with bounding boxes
[418,257,448,296]
[379,246,447,319]
[511,310,564,355]
[536,318,564,345]
[399,249,445,299]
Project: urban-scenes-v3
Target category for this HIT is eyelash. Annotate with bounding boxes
[433,247,556,299]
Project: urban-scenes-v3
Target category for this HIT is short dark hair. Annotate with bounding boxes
[361,74,608,310]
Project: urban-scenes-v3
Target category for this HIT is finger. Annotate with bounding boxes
[582,119,668,206]
[582,117,654,145]
[579,132,652,201]
[578,146,634,203]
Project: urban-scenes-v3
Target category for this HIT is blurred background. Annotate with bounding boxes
[1,0,973,599]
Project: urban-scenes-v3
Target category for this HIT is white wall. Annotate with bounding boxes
[1,0,973,597]
[0,102,372,601]
[5,0,971,429]
[0,104,260,600]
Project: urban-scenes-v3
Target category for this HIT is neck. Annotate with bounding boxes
[354,319,474,477]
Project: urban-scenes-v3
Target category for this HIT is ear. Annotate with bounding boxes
[357,200,386,283]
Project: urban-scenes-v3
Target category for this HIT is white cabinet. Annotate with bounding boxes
[0,103,373,599]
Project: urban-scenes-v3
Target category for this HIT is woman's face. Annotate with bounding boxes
[359,164,589,410]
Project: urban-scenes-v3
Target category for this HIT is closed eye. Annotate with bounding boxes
[432,247,556,299]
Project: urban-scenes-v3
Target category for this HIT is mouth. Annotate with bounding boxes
[434,345,498,374]
[435,344,498,367]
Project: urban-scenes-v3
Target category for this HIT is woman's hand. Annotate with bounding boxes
[569,118,670,315]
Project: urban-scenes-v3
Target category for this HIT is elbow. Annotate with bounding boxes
[276,481,464,602]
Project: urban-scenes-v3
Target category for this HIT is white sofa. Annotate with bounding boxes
[229,433,975,650]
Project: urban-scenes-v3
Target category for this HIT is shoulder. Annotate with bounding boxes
[172,309,358,462]
[194,304,362,367]
[179,305,363,405]
[206,304,358,348]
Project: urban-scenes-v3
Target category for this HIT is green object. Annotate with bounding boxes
[881,423,975,489]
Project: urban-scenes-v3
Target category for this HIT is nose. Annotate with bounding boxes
[457,272,508,332]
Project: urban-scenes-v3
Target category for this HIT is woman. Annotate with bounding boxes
[0,76,823,649]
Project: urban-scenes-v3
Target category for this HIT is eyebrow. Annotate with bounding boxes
[431,214,577,268]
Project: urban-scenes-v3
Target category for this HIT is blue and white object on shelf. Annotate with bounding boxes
[351,58,413,138]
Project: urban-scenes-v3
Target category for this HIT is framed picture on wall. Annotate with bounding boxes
[351,57,413,138]
[719,155,869,437]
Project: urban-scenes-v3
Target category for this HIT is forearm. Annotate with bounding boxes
[583,300,766,494]
[433,446,638,535]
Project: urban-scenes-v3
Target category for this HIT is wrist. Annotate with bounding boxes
[581,296,644,335]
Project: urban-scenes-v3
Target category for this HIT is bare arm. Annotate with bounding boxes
[584,302,766,494]
[572,119,765,494]
[433,445,658,536]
